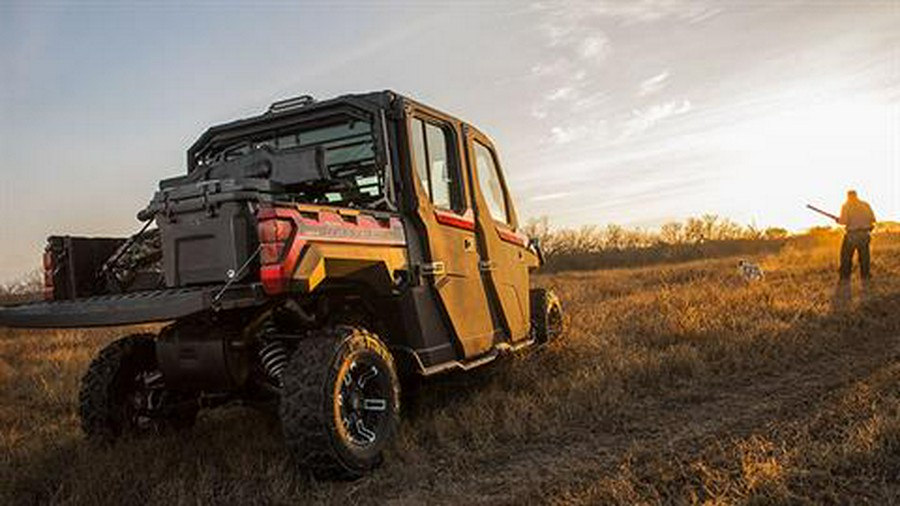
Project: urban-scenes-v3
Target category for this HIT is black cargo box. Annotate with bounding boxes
[150,178,275,287]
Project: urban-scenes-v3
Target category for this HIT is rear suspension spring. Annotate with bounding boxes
[258,340,289,387]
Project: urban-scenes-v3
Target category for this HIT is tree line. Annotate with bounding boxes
[522,214,789,258]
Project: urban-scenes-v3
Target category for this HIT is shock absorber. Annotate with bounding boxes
[258,340,289,387]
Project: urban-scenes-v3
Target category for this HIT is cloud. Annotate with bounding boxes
[530,191,575,202]
[530,58,570,77]
[533,3,613,64]
[574,90,610,109]
[549,119,610,145]
[532,86,580,119]
[620,99,692,140]
[550,126,579,144]
[543,97,693,146]
[587,1,720,25]
[547,86,577,101]
[527,2,706,149]
[528,8,614,132]
[531,105,549,119]
[639,71,670,96]
[578,35,611,60]
[533,1,720,27]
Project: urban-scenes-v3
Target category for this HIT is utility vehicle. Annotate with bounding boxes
[0,91,563,478]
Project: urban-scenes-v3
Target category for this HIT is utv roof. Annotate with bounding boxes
[187,90,403,171]
[186,90,479,171]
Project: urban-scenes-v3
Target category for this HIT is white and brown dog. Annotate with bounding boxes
[738,260,764,282]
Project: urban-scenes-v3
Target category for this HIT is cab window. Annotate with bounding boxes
[473,141,509,223]
[410,118,462,211]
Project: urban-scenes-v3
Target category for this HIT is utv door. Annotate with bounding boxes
[406,111,499,358]
[465,128,532,342]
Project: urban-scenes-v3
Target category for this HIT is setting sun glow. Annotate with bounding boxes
[715,88,898,230]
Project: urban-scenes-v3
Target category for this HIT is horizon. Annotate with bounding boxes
[1,0,898,282]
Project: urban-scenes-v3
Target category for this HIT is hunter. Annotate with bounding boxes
[836,190,876,281]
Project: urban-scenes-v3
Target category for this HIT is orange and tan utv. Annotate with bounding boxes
[0,91,563,478]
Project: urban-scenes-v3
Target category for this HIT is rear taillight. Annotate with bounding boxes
[257,216,295,294]
[42,248,55,301]
[260,243,286,265]
[258,219,292,244]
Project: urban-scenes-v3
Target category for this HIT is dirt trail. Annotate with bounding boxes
[378,326,900,504]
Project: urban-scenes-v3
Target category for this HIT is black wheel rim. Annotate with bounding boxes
[335,356,392,448]
[117,368,167,434]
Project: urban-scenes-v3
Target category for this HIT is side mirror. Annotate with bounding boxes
[529,236,546,266]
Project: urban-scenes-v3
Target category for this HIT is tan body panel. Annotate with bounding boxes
[404,107,498,359]
[419,208,497,358]
[290,241,408,294]
[464,127,537,342]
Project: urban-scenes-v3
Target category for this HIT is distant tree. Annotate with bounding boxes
[603,224,625,250]
[807,226,837,237]
[713,218,745,240]
[659,221,684,244]
[1,269,42,295]
[700,214,720,240]
[763,227,789,240]
[875,221,900,233]
[684,217,706,243]
[521,216,548,238]
[621,228,648,249]
[522,216,553,247]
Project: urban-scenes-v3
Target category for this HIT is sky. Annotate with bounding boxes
[0,0,898,281]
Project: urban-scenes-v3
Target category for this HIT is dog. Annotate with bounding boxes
[738,260,764,282]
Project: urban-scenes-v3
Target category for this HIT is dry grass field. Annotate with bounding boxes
[2,232,899,505]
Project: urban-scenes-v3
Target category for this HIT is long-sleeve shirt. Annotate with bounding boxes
[838,199,876,231]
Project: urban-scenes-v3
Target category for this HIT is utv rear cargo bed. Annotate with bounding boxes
[0,284,268,328]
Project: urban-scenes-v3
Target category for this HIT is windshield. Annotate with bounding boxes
[197,118,385,208]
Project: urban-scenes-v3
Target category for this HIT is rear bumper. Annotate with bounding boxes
[0,284,268,328]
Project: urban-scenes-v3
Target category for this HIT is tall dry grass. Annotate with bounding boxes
[2,232,899,505]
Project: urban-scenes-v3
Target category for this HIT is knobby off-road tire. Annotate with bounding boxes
[79,334,197,441]
[531,288,564,345]
[280,325,400,480]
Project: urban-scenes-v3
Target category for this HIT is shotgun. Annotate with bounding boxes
[806,204,839,222]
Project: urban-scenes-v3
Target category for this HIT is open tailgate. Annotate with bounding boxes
[0,284,268,328]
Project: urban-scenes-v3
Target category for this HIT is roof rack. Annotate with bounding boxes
[267,94,316,114]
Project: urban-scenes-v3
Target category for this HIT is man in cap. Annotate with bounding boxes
[836,190,876,281]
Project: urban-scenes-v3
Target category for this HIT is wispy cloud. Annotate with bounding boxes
[546,86,577,101]
[527,2,712,147]
[574,90,610,110]
[549,118,610,145]
[587,1,721,25]
[620,99,692,140]
[530,191,575,202]
[578,35,611,60]
[526,7,614,130]
[531,104,549,119]
[639,71,670,96]
[543,96,692,146]
[533,1,720,26]
[530,58,568,77]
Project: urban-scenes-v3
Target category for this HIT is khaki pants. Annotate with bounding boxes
[839,230,871,280]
